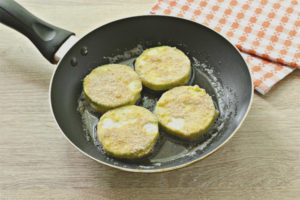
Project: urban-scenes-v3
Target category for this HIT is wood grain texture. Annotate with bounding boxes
[1,0,300,199]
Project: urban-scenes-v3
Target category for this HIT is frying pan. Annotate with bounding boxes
[0,0,253,172]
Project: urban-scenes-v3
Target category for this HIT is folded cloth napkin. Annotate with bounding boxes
[150,0,299,94]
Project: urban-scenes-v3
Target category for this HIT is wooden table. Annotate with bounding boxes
[1,0,300,199]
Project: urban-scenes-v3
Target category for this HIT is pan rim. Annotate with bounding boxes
[49,14,254,173]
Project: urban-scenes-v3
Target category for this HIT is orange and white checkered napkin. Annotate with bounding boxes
[150,0,299,94]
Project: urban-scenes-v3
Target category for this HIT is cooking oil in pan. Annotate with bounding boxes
[77,44,236,168]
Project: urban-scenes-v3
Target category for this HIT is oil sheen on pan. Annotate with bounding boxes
[77,43,238,170]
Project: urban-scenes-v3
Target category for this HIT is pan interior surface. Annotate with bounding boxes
[51,16,252,172]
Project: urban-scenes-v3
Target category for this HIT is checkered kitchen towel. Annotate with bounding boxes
[150,0,300,94]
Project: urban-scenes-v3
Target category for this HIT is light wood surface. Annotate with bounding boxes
[1,0,300,199]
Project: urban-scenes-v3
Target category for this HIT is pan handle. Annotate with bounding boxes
[0,0,74,64]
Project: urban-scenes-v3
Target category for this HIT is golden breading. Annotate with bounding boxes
[97,105,159,159]
[135,46,191,91]
[83,64,142,113]
[154,85,219,139]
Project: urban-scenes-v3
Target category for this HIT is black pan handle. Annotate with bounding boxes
[0,0,74,64]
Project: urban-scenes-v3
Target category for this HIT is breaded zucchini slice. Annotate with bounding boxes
[154,85,219,139]
[135,46,191,91]
[83,64,142,113]
[97,105,159,159]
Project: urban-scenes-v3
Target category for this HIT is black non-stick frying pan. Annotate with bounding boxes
[0,0,253,172]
